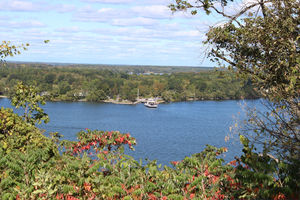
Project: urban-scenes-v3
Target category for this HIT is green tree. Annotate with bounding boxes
[58,81,71,95]
[171,0,299,157]
[86,89,107,102]
[171,0,299,198]
[45,73,56,84]
[0,82,4,95]
[11,82,49,125]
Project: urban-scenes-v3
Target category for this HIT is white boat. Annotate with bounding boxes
[144,99,158,108]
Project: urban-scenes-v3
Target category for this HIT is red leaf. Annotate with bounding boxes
[190,193,195,199]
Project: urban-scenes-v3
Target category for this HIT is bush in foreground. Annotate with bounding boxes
[0,105,298,199]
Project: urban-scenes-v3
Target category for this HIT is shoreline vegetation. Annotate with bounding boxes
[0,95,258,105]
[0,62,259,104]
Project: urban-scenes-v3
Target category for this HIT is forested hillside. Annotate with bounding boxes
[0,63,258,102]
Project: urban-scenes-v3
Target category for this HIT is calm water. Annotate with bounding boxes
[0,98,261,166]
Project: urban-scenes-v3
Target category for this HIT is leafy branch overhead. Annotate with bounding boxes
[169,0,233,15]
[170,0,299,100]
[0,41,29,62]
[171,0,299,197]
[171,0,299,159]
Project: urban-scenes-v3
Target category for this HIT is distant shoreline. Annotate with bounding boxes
[1,95,257,105]
[104,99,140,105]
[53,98,165,105]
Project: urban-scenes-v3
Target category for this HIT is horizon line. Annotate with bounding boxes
[6,60,215,69]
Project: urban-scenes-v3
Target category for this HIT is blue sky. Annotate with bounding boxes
[1,0,249,66]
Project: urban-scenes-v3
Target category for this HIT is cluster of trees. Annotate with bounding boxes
[0,0,299,199]
[0,64,258,102]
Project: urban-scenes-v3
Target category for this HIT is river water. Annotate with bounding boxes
[0,98,261,166]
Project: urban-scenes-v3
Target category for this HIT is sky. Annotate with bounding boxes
[0,0,250,67]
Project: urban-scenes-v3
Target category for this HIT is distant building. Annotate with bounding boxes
[74,91,87,97]
[40,91,49,96]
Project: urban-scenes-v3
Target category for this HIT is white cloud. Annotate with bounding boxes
[81,0,134,4]
[55,26,82,33]
[0,15,11,20]
[73,6,164,27]
[112,17,158,27]
[173,30,202,37]
[54,4,76,13]
[0,20,46,29]
[82,0,171,6]
[131,5,171,19]
[1,0,215,66]
[142,0,171,5]
[0,0,49,12]
[73,6,128,23]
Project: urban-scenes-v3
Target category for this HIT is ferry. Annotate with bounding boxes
[144,99,158,108]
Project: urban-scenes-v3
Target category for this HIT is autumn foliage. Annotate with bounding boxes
[1,106,298,199]
[0,83,298,199]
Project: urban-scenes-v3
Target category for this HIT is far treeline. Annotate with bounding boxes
[0,63,259,102]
